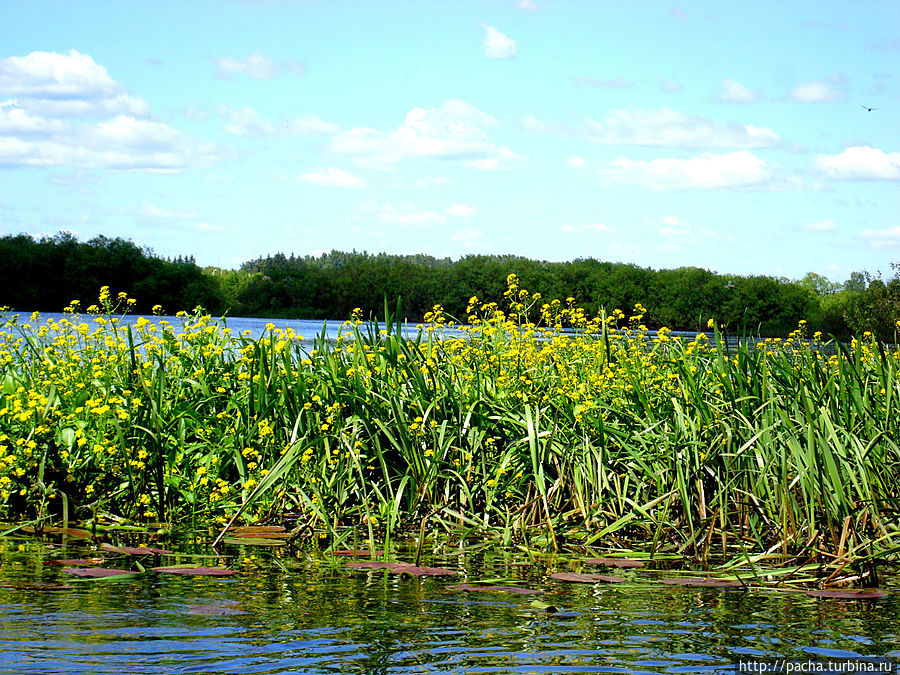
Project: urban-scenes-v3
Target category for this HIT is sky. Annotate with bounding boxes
[1,1,898,283]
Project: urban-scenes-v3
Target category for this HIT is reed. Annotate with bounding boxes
[0,280,897,569]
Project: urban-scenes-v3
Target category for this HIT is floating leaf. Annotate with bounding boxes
[584,557,645,568]
[45,558,104,566]
[61,567,139,578]
[152,567,237,576]
[550,572,626,584]
[329,549,387,557]
[346,561,457,576]
[449,584,541,595]
[23,526,93,539]
[659,577,742,587]
[101,544,174,556]
[807,588,889,600]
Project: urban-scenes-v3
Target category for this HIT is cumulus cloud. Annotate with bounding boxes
[219,106,339,137]
[813,146,900,180]
[608,151,771,190]
[717,78,760,103]
[297,167,365,188]
[789,76,848,102]
[214,53,305,79]
[331,99,520,170]
[565,156,588,169]
[859,227,900,248]
[525,106,781,150]
[0,50,205,171]
[480,24,517,59]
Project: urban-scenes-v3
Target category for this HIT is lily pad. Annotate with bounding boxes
[45,558,104,566]
[152,567,237,576]
[346,561,458,576]
[529,600,559,613]
[101,543,174,556]
[550,572,626,584]
[659,577,743,587]
[328,549,387,557]
[61,567,138,578]
[584,557,645,568]
[23,526,93,539]
[449,584,541,595]
[806,588,889,600]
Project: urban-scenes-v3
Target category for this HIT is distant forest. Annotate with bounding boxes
[2,232,898,339]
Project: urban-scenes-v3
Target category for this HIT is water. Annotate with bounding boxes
[0,537,897,674]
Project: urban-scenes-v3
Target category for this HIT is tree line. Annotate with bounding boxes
[2,232,898,339]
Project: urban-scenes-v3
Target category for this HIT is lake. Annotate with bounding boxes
[0,535,897,674]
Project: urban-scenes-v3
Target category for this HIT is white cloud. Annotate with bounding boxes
[565,156,588,169]
[525,106,781,150]
[219,106,339,137]
[796,219,837,233]
[298,167,365,188]
[608,151,771,190]
[0,51,206,171]
[285,114,340,136]
[214,53,305,79]
[585,107,780,149]
[141,203,199,221]
[515,0,539,10]
[813,146,900,180]
[0,50,150,118]
[480,24,517,60]
[359,202,447,227]
[859,227,900,249]
[446,203,475,218]
[331,99,520,170]
[0,49,117,99]
[220,105,277,137]
[717,78,759,103]
[789,76,847,102]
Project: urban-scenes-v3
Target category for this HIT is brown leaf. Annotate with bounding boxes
[550,572,626,583]
[61,567,136,578]
[346,561,458,576]
[449,584,541,595]
[807,588,889,600]
[101,544,174,556]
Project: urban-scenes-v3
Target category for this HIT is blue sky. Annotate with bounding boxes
[1,1,898,283]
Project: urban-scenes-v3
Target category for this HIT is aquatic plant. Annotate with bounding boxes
[1,277,898,572]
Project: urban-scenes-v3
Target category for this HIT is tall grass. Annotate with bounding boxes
[0,280,897,568]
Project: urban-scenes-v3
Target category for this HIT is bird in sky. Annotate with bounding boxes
[861,105,878,112]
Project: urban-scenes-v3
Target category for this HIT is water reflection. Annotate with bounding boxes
[0,537,897,674]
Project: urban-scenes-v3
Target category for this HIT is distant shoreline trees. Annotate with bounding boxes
[1,232,897,340]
